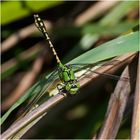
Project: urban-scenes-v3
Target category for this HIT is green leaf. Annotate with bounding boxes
[69,31,139,64]
[82,21,138,36]
[62,21,138,63]
[1,1,63,25]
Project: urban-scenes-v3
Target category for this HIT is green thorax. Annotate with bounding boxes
[58,63,75,82]
[58,63,80,95]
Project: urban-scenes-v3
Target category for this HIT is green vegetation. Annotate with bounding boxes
[1,1,139,139]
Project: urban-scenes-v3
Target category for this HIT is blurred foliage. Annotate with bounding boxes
[100,1,138,26]
[1,1,63,25]
[1,1,139,139]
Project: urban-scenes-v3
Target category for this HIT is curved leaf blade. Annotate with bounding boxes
[69,31,139,64]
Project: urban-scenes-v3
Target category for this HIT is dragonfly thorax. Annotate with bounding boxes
[58,63,80,95]
[58,63,75,82]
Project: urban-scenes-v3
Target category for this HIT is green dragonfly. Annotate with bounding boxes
[1,14,130,125]
[33,14,124,97]
[34,14,80,95]
[27,14,126,107]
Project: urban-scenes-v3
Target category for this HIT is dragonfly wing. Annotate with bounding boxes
[69,62,103,72]
[71,64,128,81]
[20,69,59,117]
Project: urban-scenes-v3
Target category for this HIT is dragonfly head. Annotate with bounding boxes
[65,82,80,95]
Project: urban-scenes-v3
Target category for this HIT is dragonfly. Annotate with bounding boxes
[34,14,80,95]
[0,14,128,125]
[26,14,128,108]
[34,14,127,96]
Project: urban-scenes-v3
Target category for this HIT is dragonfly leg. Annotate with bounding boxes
[57,83,67,96]
[57,84,63,91]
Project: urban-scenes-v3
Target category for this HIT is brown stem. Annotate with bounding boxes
[74,1,119,26]
[131,53,140,139]
[94,66,131,139]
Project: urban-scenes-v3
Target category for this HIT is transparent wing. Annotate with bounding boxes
[20,69,60,117]
[70,63,128,81]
